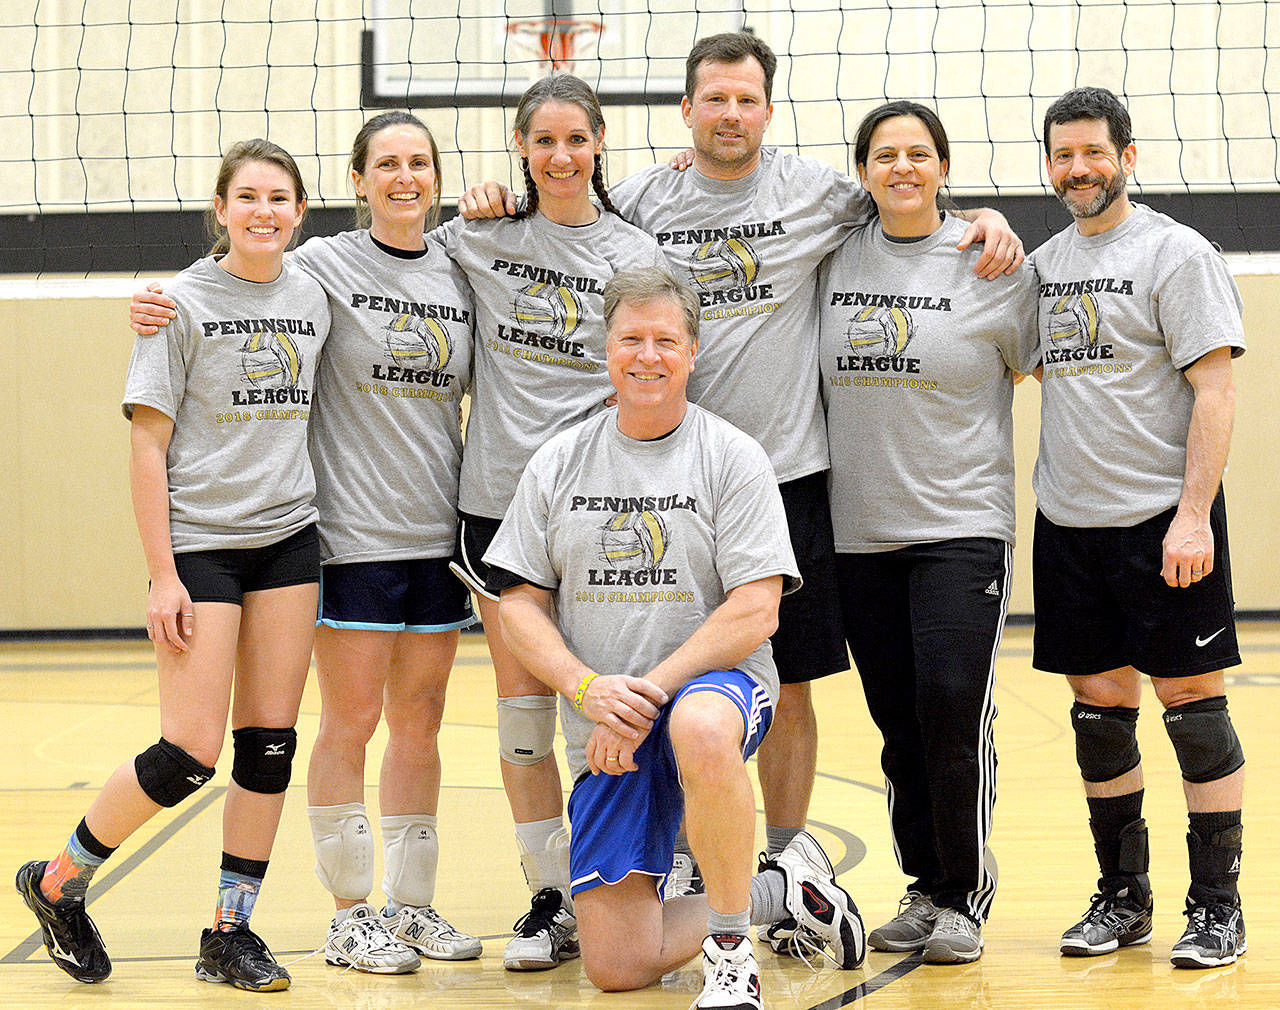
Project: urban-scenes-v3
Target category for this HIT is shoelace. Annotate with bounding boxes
[281,912,404,973]
[514,891,561,938]
[402,905,469,941]
[687,956,755,1010]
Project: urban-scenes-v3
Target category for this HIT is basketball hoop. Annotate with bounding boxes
[507,18,602,77]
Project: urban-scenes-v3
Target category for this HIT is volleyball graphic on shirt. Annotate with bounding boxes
[844,305,914,357]
[688,236,760,290]
[599,510,669,570]
[240,330,302,388]
[383,312,453,371]
[512,281,582,338]
[1047,292,1101,350]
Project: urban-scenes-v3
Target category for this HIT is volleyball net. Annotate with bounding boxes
[4,0,1278,274]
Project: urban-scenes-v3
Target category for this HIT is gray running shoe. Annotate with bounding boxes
[1060,884,1153,957]
[922,908,983,964]
[868,892,940,953]
[1171,902,1246,969]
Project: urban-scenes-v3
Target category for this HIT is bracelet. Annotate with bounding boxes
[573,671,598,712]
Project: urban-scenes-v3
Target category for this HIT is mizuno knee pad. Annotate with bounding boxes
[230,726,297,794]
[134,737,215,807]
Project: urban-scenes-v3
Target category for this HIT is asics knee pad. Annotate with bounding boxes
[134,737,215,807]
[1163,696,1245,784]
[381,815,439,907]
[497,695,557,766]
[1071,703,1141,783]
[307,802,373,902]
[230,726,297,794]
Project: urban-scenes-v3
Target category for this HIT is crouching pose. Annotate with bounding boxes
[16,139,329,991]
[485,268,864,1009]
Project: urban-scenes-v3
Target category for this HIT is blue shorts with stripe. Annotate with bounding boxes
[318,557,476,633]
[566,669,773,898]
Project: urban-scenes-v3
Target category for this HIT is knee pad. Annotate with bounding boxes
[497,695,558,766]
[381,815,439,907]
[230,726,297,794]
[307,802,373,902]
[1071,703,1141,783]
[1163,696,1245,784]
[134,737,215,807]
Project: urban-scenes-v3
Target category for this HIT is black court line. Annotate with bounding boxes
[3,786,226,964]
[804,953,924,1008]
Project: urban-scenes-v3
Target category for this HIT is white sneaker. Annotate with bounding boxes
[663,852,706,900]
[382,904,482,960]
[694,934,761,1010]
[323,903,420,974]
[764,831,866,969]
[503,887,579,971]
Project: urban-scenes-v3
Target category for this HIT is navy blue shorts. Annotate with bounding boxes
[173,525,319,605]
[318,557,476,633]
[453,512,501,601]
[566,669,773,898]
[1032,493,1240,678]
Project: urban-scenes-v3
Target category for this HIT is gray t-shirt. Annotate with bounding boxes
[439,212,663,519]
[1030,204,1246,527]
[122,256,330,552]
[611,147,875,482]
[293,231,474,564]
[819,217,1039,551]
[484,404,799,780]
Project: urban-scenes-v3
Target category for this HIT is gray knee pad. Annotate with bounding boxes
[231,726,297,794]
[497,695,558,766]
[134,737,215,807]
[307,802,373,902]
[1163,696,1245,784]
[1071,703,1141,783]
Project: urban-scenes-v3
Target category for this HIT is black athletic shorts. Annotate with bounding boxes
[453,511,502,601]
[1032,492,1240,678]
[318,557,476,632]
[173,524,320,605]
[773,471,851,684]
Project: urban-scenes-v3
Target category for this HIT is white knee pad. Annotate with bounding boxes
[381,814,439,907]
[307,802,374,902]
[497,695,558,766]
[517,823,571,894]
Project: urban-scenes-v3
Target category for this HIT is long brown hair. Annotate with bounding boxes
[206,139,307,256]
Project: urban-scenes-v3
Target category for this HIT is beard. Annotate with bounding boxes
[1054,169,1126,219]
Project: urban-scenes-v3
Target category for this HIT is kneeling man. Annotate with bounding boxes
[486,267,863,1008]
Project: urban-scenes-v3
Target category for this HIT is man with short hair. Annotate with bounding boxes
[460,37,1024,941]
[485,267,864,1008]
[1031,86,1247,969]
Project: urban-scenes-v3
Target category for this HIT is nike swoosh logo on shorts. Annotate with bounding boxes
[1195,628,1226,647]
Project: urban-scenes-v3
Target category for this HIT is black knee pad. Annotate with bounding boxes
[1163,696,1245,784]
[135,738,215,807]
[231,726,297,794]
[1071,702,1141,783]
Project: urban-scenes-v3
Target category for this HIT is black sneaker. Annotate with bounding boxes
[1171,902,1247,968]
[503,887,579,971]
[15,860,111,983]
[1060,885,1153,956]
[195,925,291,991]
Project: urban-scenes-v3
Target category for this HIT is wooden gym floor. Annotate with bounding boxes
[1,622,1276,1009]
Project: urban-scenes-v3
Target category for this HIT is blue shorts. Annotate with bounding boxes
[566,669,774,897]
[318,557,476,633]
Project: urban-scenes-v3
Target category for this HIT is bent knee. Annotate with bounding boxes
[668,694,744,763]
[583,954,655,992]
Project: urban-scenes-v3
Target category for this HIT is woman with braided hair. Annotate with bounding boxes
[438,73,664,972]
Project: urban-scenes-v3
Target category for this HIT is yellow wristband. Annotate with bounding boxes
[573,671,598,712]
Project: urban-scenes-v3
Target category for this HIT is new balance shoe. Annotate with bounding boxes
[922,908,983,964]
[1171,902,1247,968]
[763,831,865,969]
[663,852,706,900]
[383,903,482,960]
[869,892,940,953]
[195,925,290,991]
[695,934,761,1010]
[503,887,579,971]
[1060,883,1153,957]
[15,861,111,983]
[324,903,420,974]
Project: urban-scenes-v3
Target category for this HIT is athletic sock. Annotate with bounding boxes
[514,816,569,901]
[41,818,116,905]
[765,824,801,857]
[708,907,751,938]
[1086,790,1145,890]
[213,853,269,931]
[748,866,786,926]
[1187,810,1243,906]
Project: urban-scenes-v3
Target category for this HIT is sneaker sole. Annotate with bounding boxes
[324,952,419,974]
[922,941,983,964]
[15,862,111,984]
[1060,929,1152,957]
[406,941,482,961]
[504,940,580,971]
[868,932,932,953]
[195,963,291,991]
[1171,938,1247,969]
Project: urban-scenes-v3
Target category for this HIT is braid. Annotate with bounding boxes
[591,155,625,221]
[514,156,539,220]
